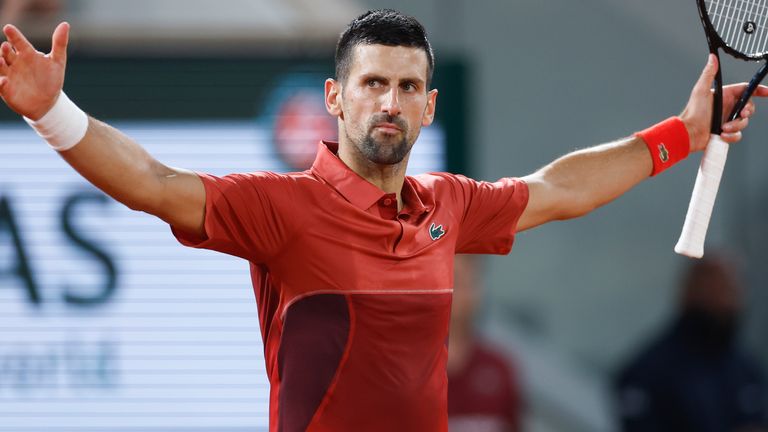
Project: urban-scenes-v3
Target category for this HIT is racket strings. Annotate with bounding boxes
[707,0,768,55]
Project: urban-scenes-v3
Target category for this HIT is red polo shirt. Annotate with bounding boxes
[173,141,528,432]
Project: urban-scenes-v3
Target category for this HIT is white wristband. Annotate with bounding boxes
[23,91,89,152]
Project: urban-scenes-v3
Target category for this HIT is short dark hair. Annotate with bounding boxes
[335,9,435,88]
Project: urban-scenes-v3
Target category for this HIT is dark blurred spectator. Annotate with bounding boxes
[614,253,768,432]
[448,254,523,432]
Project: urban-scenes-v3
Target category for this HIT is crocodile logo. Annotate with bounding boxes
[658,143,669,163]
[429,223,446,241]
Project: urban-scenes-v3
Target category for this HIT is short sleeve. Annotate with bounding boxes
[171,172,298,263]
[443,174,529,254]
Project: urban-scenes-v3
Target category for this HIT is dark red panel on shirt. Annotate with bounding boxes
[309,292,452,431]
[277,294,350,432]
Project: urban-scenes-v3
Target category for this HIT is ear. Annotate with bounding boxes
[325,78,343,117]
[422,89,438,127]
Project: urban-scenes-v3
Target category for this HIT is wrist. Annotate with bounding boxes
[635,116,690,176]
[678,113,707,153]
[23,91,89,152]
[28,94,61,122]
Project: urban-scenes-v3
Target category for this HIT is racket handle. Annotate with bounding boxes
[674,134,729,258]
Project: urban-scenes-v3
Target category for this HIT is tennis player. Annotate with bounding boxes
[1,9,766,432]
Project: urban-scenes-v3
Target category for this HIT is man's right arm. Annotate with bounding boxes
[60,117,206,236]
[0,23,206,237]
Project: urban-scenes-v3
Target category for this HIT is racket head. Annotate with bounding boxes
[697,0,768,60]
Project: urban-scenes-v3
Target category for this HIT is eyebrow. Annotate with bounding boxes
[359,73,425,87]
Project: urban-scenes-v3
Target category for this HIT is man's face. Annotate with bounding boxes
[325,44,437,166]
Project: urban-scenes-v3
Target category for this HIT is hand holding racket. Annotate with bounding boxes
[675,0,768,258]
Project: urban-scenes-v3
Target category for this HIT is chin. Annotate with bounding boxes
[359,137,412,165]
[367,153,407,165]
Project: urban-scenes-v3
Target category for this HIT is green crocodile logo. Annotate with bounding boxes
[429,223,446,241]
[658,143,669,163]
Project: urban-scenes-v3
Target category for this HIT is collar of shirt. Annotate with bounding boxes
[310,141,434,217]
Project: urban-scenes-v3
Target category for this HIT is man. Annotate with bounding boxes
[614,254,768,432]
[0,8,765,432]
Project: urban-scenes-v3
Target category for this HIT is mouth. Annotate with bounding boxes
[373,122,403,134]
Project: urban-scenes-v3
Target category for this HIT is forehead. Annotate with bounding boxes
[347,44,429,82]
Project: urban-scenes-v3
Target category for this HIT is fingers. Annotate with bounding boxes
[2,24,35,54]
[752,84,768,97]
[722,83,768,107]
[741,100,755,118]
[1,41,16,66]
[2,22,68,64]
[737,85,768,119]
[723,116,748,132]
[721,116,749,143]
[721,131,742,143]
[50,22,69,65]
[693,54,719,96]
[0,57,8,76]
[721,82,766,122]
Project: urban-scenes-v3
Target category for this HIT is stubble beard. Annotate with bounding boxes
[354,114,414,165]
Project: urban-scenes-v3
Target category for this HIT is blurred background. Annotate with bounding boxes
[2,0,768,431]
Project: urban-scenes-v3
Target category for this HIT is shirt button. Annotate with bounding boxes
[383,198,393,206]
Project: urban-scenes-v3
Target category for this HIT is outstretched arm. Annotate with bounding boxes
[517,55,768,232]
[0,23,206,236]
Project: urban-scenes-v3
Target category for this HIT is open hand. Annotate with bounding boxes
[0,22,69,120]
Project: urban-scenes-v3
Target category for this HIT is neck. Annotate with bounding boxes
[337,137,409,209]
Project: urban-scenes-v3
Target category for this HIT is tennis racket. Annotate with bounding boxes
[675,0,768,258]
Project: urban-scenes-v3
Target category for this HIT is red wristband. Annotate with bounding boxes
[635,117,690,176]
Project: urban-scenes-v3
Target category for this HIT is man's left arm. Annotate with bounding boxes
[517,55,768,232]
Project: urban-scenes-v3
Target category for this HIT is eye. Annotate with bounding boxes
[366,79,380,88]
[402,82,416,92]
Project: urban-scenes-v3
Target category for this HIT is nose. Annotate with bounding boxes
[381,87,401,117]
